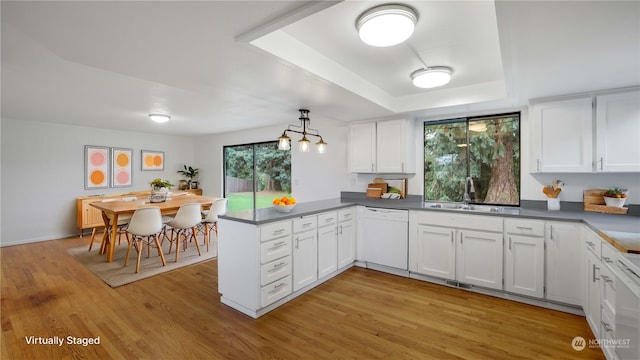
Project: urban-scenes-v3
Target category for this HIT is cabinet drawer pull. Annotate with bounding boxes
[509,237,512,250]
[601,275,613,283]
[339,225,343,235]
[269,282,287,294]
[270,262,286,271]
[599,157,604,171]
[593,264,600,282]
[269,241,286,250]
[273,229,285,235]
[325,218,334,223]
[516,226,533,230]
[602,256,613,263]
[586,241,595,247]
[302,223,313,228]
[601,321,613,333]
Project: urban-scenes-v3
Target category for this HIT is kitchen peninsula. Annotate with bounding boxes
[218,194,640,319]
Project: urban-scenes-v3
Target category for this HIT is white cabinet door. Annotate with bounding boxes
[414,225,456,280]
[584,248,602,338]
[317,225,338,279]
[376,119,414,173]
[293,231,317,292]
[596,90,640,172]
[531,97,593,172]
[349,122,377,173]
[545,222,583,306]
[456,230,503,290]
[337,220,355,268]
[505,234,544,297]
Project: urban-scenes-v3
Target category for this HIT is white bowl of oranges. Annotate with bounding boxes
[603,188,628,208]
[273,195,297,212]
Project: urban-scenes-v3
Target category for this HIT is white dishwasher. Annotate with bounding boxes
[362,207,409,270]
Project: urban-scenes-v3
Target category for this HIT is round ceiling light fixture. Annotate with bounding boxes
[411,66,453,88]
[356,4,418,47]
[148,114,171,123]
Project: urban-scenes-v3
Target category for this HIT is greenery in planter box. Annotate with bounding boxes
[150,178,174,190]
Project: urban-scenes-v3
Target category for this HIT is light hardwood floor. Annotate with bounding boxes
[2,236,603,359]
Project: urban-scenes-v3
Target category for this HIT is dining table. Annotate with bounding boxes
[90,193,217,262]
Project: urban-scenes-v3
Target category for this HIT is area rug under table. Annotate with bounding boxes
[68,238,217,287]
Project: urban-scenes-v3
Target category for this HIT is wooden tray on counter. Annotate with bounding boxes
[583,189,628,215]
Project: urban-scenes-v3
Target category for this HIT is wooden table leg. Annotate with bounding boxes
[107,213,119,263]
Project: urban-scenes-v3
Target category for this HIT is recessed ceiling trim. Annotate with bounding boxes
[236,1,342,43]
[251,30,396,110]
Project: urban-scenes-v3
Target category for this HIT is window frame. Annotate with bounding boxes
[223,140,291,211]
[423,111,521,206]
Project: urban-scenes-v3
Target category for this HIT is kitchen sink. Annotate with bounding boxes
[423,202,520,215]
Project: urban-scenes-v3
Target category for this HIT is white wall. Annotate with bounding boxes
[194,117,351,202]
[0,118,195,246]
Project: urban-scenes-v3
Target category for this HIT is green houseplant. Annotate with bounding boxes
[150,178,174,191]
[177,165,199,188]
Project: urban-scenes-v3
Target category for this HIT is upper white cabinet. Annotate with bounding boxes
[595,90,640,172]
[349,118,415,173]
[531,88,640,173]
[349,122,377,173]
[531,97,594,172]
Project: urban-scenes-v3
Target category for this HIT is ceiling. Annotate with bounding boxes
[2,1,639,136]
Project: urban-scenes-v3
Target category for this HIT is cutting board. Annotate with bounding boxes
[583,189,628,214]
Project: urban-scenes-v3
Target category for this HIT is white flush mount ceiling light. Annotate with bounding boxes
[148,114,171,123]
[411,67,453,88]
[356,4,418,47]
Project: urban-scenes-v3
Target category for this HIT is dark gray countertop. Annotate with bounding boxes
[220,193,640,247]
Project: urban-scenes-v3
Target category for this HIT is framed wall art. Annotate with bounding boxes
[141,150,164,171]
[111,147,133,187]
[85,145,110,189]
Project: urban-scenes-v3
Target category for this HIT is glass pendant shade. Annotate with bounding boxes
[357,4,418,47]
[316,138,327,154]
[298,137,310,152]
[278,134,291,150]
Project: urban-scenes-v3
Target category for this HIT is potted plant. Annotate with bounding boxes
[150,178,174,192]
[177,164,199,189]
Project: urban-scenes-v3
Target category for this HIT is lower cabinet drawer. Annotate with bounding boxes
[260,237,291,264]
[261,256,291,286]
[261,276,292,307]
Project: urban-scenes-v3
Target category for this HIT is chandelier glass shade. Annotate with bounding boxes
[356,4,418,47]
[277,109,327,154]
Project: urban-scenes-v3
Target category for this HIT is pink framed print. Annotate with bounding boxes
[141,150,164,171]
[111,147,133,187]
[85,145,110,189]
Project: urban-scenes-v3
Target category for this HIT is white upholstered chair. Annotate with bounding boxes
[124,207,166,273]
[164,203,202,262]
[200,198,227,251]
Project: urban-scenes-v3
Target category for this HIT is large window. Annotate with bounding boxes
[424,113,520,206]
[223,141,291,212]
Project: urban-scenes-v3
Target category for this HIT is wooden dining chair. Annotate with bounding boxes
[164,203,202,262]
[124,207,166,273]
[199,198,227,252]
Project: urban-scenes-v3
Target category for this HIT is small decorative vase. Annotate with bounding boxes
[547,198,560,211]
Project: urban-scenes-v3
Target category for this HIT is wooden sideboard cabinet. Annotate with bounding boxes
[76,188,203,235]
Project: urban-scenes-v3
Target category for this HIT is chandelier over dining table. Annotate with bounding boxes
[277,109,327,154]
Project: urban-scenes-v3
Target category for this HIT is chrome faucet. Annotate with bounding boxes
[463,177,475,205]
